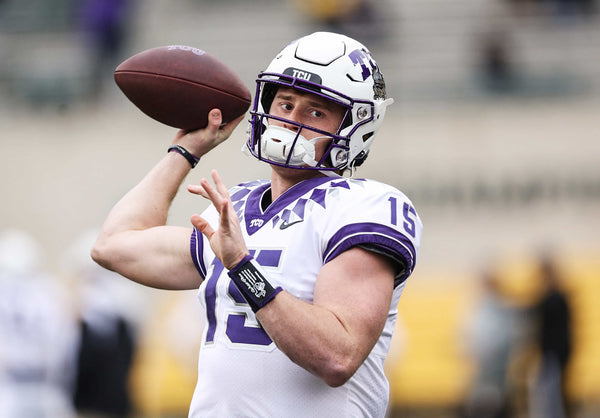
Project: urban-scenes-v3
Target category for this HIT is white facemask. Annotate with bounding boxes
[260,125,331,167]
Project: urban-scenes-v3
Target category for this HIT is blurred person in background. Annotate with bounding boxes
[463,269,522,418]
[62,229,143,418]
[0,229,79,418]
[77,0,137,101]
[529,253,572,418]
[92,31,422,416]
[477,29,519,94]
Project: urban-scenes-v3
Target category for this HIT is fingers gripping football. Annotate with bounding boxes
[172,109,245,158]
[189,170,250,270]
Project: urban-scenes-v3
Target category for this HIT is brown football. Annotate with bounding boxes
[114,45,251,131]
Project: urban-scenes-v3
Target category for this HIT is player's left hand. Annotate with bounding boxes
[188,169,250,270]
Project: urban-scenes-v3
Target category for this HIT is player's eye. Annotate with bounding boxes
[310,109,324,118]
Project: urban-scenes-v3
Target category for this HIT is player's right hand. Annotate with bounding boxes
[172,109,244,158]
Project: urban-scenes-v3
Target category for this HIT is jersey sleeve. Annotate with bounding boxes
[319,181,422,286]
[190,204,219,279]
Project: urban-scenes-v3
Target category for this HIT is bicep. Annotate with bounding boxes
[93,225,202,290]
[313,246,395,356]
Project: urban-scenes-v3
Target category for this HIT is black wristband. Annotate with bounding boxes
[168,145,200,168]
[228,255,283,313]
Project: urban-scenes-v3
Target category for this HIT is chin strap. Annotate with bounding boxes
[318,169,343,178]
[348,165,356,178]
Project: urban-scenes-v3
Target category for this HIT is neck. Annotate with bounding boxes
[270,165,326,201]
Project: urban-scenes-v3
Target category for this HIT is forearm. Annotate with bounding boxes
[232,248,394,387]
[99,106,237,238]
[92,110,242,288]
[257,292,365,387]
[226,257,361,386]
[99,151,191,236]
[91,151,197,284]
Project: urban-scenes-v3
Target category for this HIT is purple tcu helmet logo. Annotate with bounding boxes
[348,49,387,100]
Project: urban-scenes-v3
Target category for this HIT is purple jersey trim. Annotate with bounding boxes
[323,223,416,285]
[190,228,207,278]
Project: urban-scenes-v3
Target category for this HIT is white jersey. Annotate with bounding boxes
[189,176,422,417]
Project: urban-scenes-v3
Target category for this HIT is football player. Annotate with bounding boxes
[93,32,422,417]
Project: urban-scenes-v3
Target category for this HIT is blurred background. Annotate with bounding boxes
[1,0,599,417]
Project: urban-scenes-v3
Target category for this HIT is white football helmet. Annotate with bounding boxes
[245,31,393,173]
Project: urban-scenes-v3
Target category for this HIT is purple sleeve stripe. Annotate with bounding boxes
[323,223,416,280]
[190,228,206,278]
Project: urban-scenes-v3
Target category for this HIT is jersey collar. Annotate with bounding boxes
[244,176,333,235]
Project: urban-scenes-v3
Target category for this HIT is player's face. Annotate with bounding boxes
[268,87,346,160]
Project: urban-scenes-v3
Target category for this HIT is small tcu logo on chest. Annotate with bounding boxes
[250,218,264,228]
